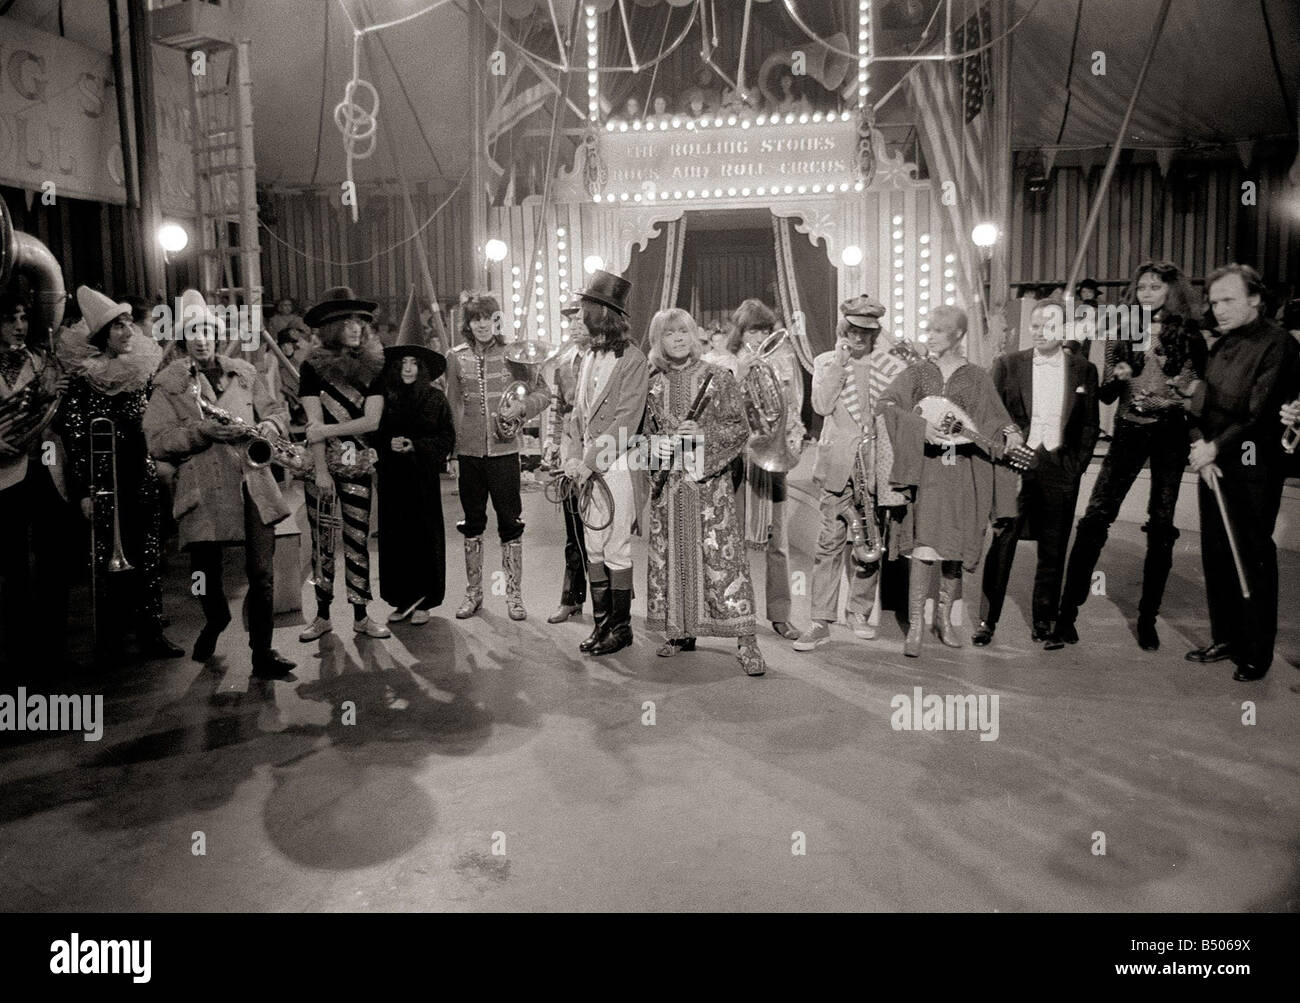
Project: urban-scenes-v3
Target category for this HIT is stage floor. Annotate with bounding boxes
[1,478,1297,912]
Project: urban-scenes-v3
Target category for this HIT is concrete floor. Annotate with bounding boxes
[1,476,1298,912]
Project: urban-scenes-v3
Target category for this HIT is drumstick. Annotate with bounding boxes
[1207,468,1251,600]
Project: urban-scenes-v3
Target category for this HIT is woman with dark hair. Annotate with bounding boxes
[1054,260,1207,651]
[297,286,389,642]
[56,286,183,663]
[444,292,549,620]
[377,329,454,624]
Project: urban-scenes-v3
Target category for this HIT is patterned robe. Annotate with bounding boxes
[646,360,757,637]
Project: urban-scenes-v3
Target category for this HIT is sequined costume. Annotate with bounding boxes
[299,347,384,606]
[645,360,757,638]
[56,368,165,638]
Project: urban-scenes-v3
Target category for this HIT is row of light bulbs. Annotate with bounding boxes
[594,180,865,204]
[603,109,856,133]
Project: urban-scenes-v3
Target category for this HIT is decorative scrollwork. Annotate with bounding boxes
[582,131,607,201]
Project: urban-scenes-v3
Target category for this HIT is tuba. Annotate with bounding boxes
[0,199,68,452]
[741,329,802,473]
[89,417,132,647]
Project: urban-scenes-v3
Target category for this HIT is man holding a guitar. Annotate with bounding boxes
[975,298,1100,650]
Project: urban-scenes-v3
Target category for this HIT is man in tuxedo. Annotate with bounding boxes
[973,299,1099,649]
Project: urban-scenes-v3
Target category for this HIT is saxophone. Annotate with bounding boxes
[848,428,884,566]
[193,384,312,475]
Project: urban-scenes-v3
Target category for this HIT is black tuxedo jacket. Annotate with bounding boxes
[991,348,1099,481]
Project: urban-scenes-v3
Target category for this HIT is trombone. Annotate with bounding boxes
[89,417,132,646]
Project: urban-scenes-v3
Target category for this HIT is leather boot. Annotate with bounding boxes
[1137,524,1178,651]
[456,536,484,619]
[904,560,932,658]
[503,539,526,621]
[932,561,963,648]
[579,563,610,653]
[1058,515,1109,630]
[590,587,633,655]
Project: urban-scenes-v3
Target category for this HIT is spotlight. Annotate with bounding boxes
[157,222,189,253]
[484,239,508,262]
[583,255,605,274]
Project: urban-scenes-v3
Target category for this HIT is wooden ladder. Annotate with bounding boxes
[186,39,263,345]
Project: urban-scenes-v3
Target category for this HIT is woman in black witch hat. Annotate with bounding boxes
[377,313,454,624]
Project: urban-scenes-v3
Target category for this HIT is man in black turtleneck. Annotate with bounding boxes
[1185,264,1300,682]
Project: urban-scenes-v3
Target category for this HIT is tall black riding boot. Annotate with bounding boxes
[1137,525,1178,651]
[591,568,633,656]
[1056,515,1110,635]
[579,562,610,653]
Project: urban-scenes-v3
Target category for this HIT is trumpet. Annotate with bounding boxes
[89,417,132,646]
[741,328,802,473]
[848,430,885,566]
[192,384,311,474]
[309,489,341,589]
[1283,398,1300,454]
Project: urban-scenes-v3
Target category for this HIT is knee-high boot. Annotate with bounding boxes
[503,539,526,620]
[932,561,963,648]
[1137,524,1178,650]
[591,567,633,656]
[456,536,484,619]
[904,560,933,658]
[579,562,610,652]
[1057,515,1109,631]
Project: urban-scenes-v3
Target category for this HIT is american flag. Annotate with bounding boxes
[867,343,911,400]
[908,4,996,340]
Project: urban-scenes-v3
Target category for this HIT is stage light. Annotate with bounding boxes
[485,239,508,262]
[584,255,604,274]
[672,117,682,128]
[813,112,823,123]
[972,222,999,248]
[157,222,188,253]
[892,215,903,225]
[841,245,864,267]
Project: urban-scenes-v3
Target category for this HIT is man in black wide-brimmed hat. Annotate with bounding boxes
[558,269,649,657]
[297,286,391,643]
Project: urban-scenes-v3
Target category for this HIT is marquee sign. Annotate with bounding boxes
[587,114,867,204]
[0,16,195,214]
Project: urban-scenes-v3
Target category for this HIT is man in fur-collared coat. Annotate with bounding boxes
[144,290,295,678]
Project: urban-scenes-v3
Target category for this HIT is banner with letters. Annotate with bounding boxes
[0,16,194,215]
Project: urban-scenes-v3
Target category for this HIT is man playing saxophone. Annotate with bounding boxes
[794,295,901,651]
[144,290,296,679]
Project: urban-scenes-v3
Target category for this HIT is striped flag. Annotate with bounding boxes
[868,343,910,400]
[908,4,995,343]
